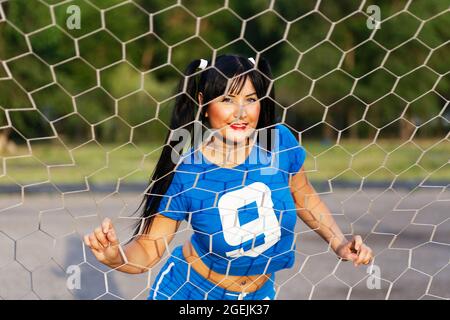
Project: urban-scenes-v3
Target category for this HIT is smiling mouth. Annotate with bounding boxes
[229,122,248,130]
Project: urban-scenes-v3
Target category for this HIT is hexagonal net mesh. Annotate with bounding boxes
[0,0,449,300]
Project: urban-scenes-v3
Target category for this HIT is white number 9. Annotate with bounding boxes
[218,182,281,258]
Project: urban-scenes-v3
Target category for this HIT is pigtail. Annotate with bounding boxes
[252,56,276,152]
[128,59,204,242]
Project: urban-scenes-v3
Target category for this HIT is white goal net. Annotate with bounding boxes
[0,0,448,300]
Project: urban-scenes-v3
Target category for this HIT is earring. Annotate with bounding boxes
[210,135,215,157]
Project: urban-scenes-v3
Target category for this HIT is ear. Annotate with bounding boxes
[198,92,208,117]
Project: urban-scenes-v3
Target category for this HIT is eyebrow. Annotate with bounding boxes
[226,92,257,97]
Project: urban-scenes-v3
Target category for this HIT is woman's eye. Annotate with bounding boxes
[221,97,256,103]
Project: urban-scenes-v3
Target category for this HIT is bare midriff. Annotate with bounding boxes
[182,240,272,293]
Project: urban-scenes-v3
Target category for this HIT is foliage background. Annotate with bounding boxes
[0,0,448,184]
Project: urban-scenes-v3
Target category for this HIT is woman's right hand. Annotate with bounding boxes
[83,217,124,268]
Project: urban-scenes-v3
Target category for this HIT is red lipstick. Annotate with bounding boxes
[230,123,247,130]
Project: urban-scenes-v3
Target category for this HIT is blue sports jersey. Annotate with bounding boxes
[156,124,307,276]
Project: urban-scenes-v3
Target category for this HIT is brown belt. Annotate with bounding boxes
[181,240,271,293]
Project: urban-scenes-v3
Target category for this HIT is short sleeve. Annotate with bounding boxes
[277,124,307,174]
[157,171,190,221]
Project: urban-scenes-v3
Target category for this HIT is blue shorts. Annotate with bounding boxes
[147,245,276,300]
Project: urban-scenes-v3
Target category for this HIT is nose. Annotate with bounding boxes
[233,103,247,119]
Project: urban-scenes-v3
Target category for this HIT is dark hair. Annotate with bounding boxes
[128,54,277,242]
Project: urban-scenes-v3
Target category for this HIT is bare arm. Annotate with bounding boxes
[84,215,181,274]
[290,167,373,266]
[290,167,346,252]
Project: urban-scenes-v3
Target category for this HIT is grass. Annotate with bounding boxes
[0,138,448,186]
[303,138,449,184]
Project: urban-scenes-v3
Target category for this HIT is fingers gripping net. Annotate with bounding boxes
[0,0,449,300]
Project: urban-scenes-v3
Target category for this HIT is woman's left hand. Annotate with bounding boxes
[334,235,373,267]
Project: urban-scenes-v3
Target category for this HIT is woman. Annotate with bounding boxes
[83,54,373,300]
